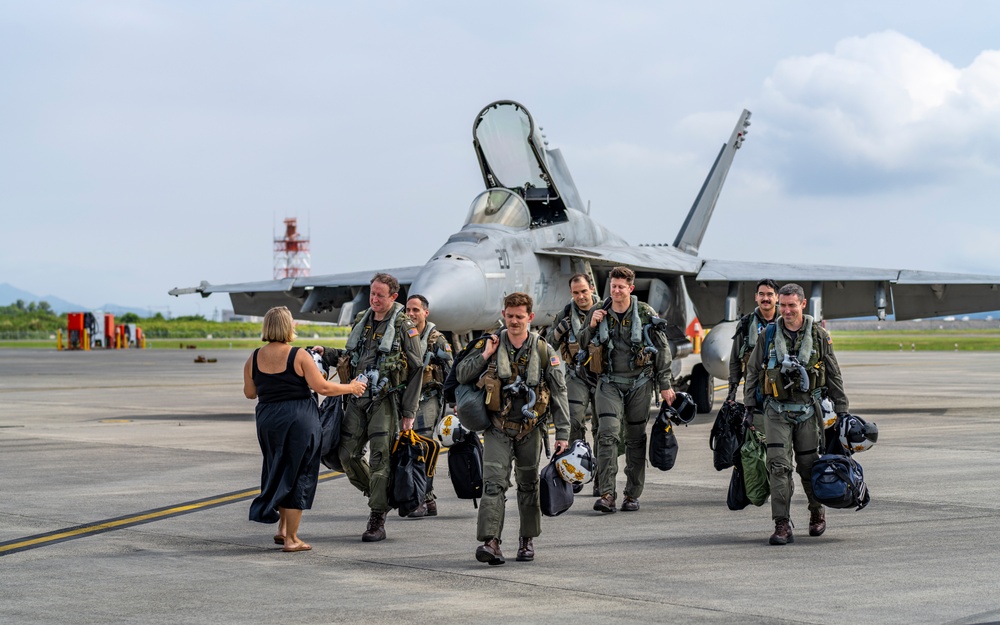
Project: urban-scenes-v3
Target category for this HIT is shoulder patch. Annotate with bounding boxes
[474,339,486,349]
[444,343,452,352]
[827,335,833,345]
[550,355,561,367]
[407,327,419,338]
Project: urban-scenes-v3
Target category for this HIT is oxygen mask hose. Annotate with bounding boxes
[780,354,810,392]
[641,324,659,355]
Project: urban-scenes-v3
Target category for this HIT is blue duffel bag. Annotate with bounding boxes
[811,453,871,511]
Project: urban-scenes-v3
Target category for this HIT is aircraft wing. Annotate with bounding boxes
[538,245,704,275]
[687,260,1000,323]
[169,266,424,323]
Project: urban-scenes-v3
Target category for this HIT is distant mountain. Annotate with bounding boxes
[0,283,151,317]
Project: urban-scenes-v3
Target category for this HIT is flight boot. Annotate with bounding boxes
[809,509,826,537]
[769,518,794,545]
[407,500,438,518]
[361,510,387,542]
[620,497,640,512]
[594,493,616,514]
[475,538,505,565]
[516,537,535,562]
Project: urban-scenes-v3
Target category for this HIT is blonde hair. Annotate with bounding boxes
[261,306,296,343]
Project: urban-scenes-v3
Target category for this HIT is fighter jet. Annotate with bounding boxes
[171,100,1000,413]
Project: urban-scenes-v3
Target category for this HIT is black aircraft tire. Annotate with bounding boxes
[690,363,714,414]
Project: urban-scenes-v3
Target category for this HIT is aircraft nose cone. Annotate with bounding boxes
[409,256,489,332]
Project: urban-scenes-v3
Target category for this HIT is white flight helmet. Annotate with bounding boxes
[820,397,837,429]
[433,413,469,447]
[838,413,879,453]
[555,440,595,485]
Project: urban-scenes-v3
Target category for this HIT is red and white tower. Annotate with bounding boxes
[273,218,311,279]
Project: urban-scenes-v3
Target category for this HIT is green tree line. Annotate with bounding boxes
[0,302,347,339]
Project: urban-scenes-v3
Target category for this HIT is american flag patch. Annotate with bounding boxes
[407,328,419,338]
[550,355,561,366]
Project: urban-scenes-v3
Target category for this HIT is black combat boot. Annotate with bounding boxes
[594,493,616,513]
[620,497,640,512]
[476,538,505,565]
[769,518,794,545]
[516,537,535,562]
[361,510,387,542]
[809,509,826,537]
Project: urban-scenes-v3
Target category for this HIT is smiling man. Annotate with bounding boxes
[580,266,676,514]
[333,273,425,542]
[727,279,779,404]
[744,283,850,546]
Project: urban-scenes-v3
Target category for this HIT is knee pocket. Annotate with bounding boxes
[768,459,792,476]
[598,432,619,445]
[484,481,506,497]
[625,435,646,449]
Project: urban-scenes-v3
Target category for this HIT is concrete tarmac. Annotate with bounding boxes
[1,348,999,625]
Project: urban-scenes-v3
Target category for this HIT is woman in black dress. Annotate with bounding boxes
[243,306,366,552]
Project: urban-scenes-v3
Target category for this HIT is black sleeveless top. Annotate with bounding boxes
[252,346,312,404]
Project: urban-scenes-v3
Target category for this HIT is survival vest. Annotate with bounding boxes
[477,330,553,432]
[757,315,827,405]
[737,308,773,368]
[591,296,663,372]
[418,322,449,389]
[552,294,600,363]
[338,302,410,391]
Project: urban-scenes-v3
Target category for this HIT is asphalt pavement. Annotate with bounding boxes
[2,347,999,625]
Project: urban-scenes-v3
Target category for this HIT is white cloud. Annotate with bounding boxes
[756,31,1000,195]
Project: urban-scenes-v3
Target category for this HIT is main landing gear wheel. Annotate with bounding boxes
[689,363,714,414]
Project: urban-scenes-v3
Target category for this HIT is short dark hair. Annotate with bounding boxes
[755,279,779,293]
[568,273,594,288]
[406,294,429,310]
[371,273,399,295]
[609,266,635,284]
[778,283,805,301]
[503,292,533,313]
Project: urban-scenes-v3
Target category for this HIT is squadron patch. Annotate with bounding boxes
[474,339,486,349]
[407,327,419,338]
[550,355,561,366]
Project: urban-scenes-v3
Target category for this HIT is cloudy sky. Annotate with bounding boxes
[3,1,999,317]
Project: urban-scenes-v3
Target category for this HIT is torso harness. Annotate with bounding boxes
[738,308,771,369]
[341,302,409,398]
[476,330,552,440]
[758,315,828,422]
[418,322,448,396]
[557,294,601,364]
[590,296,664,393]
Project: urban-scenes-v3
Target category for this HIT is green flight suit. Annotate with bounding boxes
[546,298,599,446]
[744,315,849,522]
[336,306,425,514]
[413,322,453,503]
[579,298,674,500]
[455,331,570,542]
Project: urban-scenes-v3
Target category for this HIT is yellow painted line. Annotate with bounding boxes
[0,470,345,557]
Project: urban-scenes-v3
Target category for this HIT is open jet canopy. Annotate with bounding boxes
[473,100,570,227]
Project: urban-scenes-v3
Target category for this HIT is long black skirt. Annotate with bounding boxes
[249,397,321,524]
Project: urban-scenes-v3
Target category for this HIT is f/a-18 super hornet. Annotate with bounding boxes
[171,99,1000,413]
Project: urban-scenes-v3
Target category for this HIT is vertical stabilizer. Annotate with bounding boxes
[673,110,751,256]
